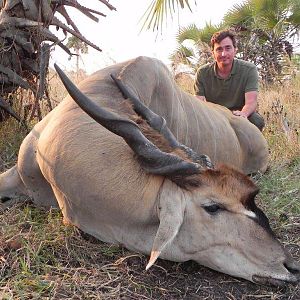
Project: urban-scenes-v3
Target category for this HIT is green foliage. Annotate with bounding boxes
[291,53,300,70]
[66,36,89,74]
[177,22,222,45]
[141,0,192,31]
[253,158,299,254]
[224,2,254,27]
[171,22,222,72]
[171,0,300,82]
[223,0,300,82]
[258,158,300,217]
[66,36,88,54]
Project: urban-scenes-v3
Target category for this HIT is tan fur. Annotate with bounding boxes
[116,57,268,174]
[1,57,297,285]
[198,164,259,210]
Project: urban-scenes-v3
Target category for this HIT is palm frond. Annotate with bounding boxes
[140,0,193,32]
[197,22,224,44]
[178,44,195,58]
[176,24,202,43]
[169,44,196,67]
[223,2,254,27]
[287,0,300,26]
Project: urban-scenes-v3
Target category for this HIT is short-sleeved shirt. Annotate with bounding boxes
[194,58,259,110]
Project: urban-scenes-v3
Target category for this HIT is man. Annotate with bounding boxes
[194,30,265,131]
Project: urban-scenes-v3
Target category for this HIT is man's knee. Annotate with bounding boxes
[248,112,265,131]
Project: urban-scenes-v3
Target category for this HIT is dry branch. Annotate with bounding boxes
[51,16,102,52]
[56,5,81,34]
[0,95,20,121]
[0,0,116,121]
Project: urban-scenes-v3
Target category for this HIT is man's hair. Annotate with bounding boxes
[210,30,237,50]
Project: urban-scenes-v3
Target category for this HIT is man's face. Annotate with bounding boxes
[212,37,237,68]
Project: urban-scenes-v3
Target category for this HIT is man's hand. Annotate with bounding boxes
[195,95,207,102]
[233,91,258,119]
[232,110,248,118]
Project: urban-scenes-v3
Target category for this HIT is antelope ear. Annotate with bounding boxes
[146,180,186,270]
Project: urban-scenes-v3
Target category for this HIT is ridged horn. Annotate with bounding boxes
[110,74,214,169]
[54,64,201,177]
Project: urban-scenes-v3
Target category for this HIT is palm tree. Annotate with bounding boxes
[170,0,300,82]
[223,0,300,82]
[141,0,193,31]
[0,0,116,121]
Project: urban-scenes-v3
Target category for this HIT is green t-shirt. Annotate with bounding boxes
[194,59,259,110]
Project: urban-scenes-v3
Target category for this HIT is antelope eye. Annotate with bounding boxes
[203,204,222,214]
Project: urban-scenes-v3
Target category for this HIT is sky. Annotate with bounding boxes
[50,0,243,74]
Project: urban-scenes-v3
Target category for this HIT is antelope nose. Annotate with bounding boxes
[284,259,300,278]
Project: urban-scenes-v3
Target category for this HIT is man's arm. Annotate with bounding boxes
[233,63,259,118]
[194,67,207,102]
[233,91,258,118]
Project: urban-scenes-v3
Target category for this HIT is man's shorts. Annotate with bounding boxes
[248,112,265,131]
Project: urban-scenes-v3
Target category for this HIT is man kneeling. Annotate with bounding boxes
[194,30,265,131]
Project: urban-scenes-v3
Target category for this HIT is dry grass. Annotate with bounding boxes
[0,119,28,170]
[0,201,299,299]
[3,69,88,124]
[48,68,88,108]
[0,74,299,299]
[259,78,300,162]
